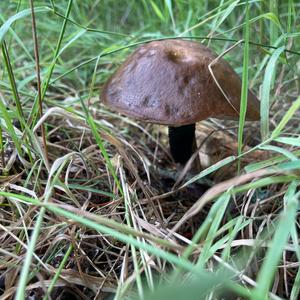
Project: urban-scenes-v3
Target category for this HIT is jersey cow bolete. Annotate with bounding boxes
[101,39,260,166]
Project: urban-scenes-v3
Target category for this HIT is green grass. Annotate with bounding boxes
[0,0,300,299]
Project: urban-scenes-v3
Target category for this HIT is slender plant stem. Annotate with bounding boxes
[29,0,49,163]
[0,126,5,172]
[27,0,73,131]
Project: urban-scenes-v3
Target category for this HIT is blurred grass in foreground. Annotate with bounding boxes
[0,0,300,299]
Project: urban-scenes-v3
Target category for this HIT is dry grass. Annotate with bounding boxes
[1,1,300,299]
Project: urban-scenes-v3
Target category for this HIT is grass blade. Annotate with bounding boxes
[237,0,250,171]
[274,137,300,147]
[271,96,300,139]
[0,7,48,43]
[252,181,299,299]
[260,46,285,140]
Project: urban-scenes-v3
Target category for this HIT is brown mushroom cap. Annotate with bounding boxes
[101,39,260,126]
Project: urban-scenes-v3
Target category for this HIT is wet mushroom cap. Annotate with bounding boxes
[101,39,260,126]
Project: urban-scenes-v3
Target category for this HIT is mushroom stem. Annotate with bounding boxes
[168,124,201,171]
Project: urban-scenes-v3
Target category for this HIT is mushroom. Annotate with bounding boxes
[101,39,260,168]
